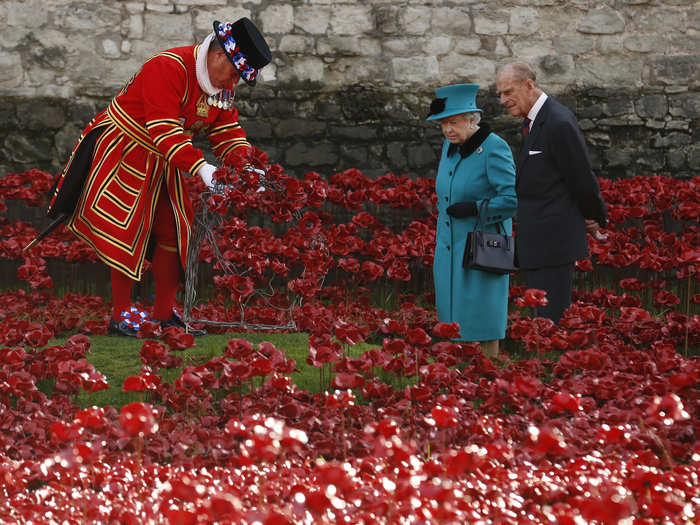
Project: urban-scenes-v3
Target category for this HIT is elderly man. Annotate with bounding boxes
[496,62,607,323]
[48,18,272,336]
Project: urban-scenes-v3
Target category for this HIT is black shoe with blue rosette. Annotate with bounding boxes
[108,307,149,337]
[108,318,138,337]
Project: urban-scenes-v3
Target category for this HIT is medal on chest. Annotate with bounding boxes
[206,89,235,111]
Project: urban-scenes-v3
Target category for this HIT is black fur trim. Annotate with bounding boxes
[447,121,492,158]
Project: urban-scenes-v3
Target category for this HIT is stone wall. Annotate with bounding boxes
[0,0,698,179]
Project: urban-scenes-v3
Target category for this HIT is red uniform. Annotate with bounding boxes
[55,43,250,281]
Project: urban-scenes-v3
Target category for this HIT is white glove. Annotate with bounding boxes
[243,166,267,192]
[198,163,217,189]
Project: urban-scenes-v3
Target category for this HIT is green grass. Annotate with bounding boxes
[49,332,379,409]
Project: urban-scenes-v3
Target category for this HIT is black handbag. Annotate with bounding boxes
[462,200,517,274]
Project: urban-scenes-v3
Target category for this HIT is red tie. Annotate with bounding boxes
[521,118,531,136]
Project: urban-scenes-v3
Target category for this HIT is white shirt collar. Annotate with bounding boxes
[527,92,548,127]
[196,32,221,96]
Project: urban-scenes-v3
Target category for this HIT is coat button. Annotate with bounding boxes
[445,221,450,226]
[449,171,453,176]
[447,246,450,251]
[444,197,448,201]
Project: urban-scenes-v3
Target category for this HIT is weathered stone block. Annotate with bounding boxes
[645,120,666,130]
[649,55,699,86]
[577,7,626,34]
[240,120,272,140]
[431,8,472,34]
[623,35,663,53]
[407,143,437,168]
[687,144,700,170]
[277,57,324,83]
[689,6,700,30]
[127,14,144,39]
[99,36,122,59]
[340,144,368,165]
[552,34,595,55]
[383,38,423,56]
[375,6,402,35]
[143,12,193,46]
[285,142,337,167]
[603,96,634,117]
[315,100,343,120]
[392,57,439,84]
[3,134,53,163]
[125,3,146,14]
[598,36,626,55]
[635,95,667,119]
[274,119,327,139]
[651,131,692,148]
[666,150,686,170]
[605,148,636,167]
[16,99,66,130]
[262,5,294,34]
[632,7,686,33]
[576,56,644,86]
[665,120,689,131]
[386,142,406,169]
[279,35,314,54]
[0,53,23,89]
[329,6,374,36]
[454,37,482,54]
[578,119,595,131]
[635,151,666,171]
[509,8,540,35]
[437,55,495,85]
[317,36,381,57]
[536,55,575,84]
[294,6,331,34]
[0,100,18,130]
[473,9,509,35]
[193,7,251,35]
[325,58,390,85]
[424,36,452,56]
[173,0,226,5]
[6,0,49,27]
[397,7,432,36]
[329,125,378,141]
[507,36,554,59]
[259,99,296,119]
[597,116,644,127]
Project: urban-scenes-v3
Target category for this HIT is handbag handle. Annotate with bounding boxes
[472,200,510,250]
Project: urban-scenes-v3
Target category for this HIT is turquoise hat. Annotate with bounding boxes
[426,83,482,121]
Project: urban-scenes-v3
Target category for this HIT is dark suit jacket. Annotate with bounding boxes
[515,96,607,269]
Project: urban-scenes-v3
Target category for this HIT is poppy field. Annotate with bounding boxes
[0,151,698,524]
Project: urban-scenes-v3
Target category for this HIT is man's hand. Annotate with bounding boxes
[586,219,608,241]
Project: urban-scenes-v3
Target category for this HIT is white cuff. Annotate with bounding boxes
[198,163,217,189]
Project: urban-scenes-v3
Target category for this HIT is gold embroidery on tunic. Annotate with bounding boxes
[195,93,209,118]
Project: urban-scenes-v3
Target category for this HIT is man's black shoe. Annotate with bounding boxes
[108,318,138,337]
[158,311,206,337]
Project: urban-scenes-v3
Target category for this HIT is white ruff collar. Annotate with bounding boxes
[196,33,221,96]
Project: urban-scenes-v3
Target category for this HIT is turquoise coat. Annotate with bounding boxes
[433,130,517,341]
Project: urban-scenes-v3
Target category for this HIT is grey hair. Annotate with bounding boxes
[464,111,482,125]
[497,61,537,83]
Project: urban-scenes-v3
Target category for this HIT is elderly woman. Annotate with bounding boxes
[427,83,517,358]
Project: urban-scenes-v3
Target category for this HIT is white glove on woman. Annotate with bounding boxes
[197,163,217,189]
